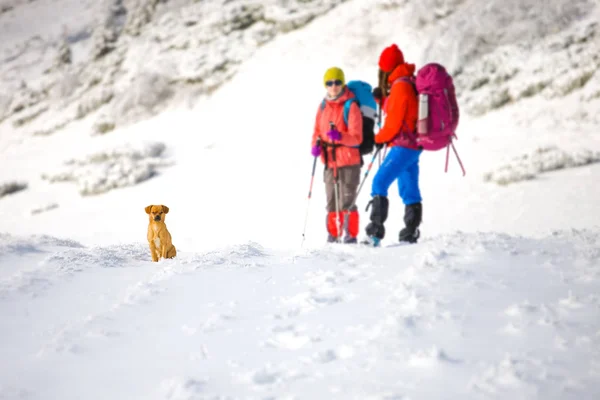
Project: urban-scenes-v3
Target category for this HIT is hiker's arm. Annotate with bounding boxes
[338,102,362,147]
[312,107,322,147]
[375,86,407,144]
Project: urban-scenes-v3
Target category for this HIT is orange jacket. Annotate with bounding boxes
[312,88,363,169]
[376,63,419,150]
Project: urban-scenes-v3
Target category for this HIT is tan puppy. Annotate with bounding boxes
[145,204,176,262]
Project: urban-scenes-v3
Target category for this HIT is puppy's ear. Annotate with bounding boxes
[145,205,153,214]
[162,205,169,214]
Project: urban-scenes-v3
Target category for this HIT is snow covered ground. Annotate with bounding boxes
[1,230,599,399]
[1,0,600,398]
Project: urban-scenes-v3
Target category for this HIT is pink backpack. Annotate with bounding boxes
[414,63,465,176]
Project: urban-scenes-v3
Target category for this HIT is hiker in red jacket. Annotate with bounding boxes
[311,67,363,243]
[364,44,423,246]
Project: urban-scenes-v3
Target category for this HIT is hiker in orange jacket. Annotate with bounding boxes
[311,67,363,243]
[364,44,423,246]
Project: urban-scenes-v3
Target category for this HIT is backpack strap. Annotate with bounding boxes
[392,77,417,95]
[342,98,363,150]
[343,98,357,126]
[392,76,415,85]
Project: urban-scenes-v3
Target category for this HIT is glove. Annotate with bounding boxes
[311,144,321,157]
[326,129,342,141]
[374,135,386,150]
[372,87,383,100]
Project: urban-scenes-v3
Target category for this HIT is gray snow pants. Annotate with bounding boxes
[324,165,361,212]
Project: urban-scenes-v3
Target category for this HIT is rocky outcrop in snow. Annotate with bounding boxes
[0,181,27,198]
[483,146,600,185]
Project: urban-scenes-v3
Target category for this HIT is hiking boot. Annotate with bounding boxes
[399,228,420,243]
[342,209,359,244]
[327,234,339,243]
[399,202,422,243]
[361,236,381,247]
[364,196,389,240]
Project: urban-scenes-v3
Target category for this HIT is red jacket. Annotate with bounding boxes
[376,63,420,150]
[312,88,363,169]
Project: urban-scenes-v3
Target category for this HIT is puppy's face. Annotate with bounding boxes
[145,205,169,223]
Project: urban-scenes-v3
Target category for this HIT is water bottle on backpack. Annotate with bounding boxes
[417,93,429,135]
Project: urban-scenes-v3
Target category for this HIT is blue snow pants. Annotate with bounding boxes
[371,146,422,205]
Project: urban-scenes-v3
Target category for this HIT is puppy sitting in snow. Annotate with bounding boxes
[145,204,176,262]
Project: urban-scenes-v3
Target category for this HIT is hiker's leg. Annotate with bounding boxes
[366,147,403,239]
[324,168,339,240]
[339,166,361,210]
[399,202,423,243]
[339,166,361,242]
[371,147,403,197]
[397,149,423,243]
[396,148,422,206]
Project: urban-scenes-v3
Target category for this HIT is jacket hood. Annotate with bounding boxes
[388,63,416,83]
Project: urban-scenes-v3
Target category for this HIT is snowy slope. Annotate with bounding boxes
[0,0,349,136]
[1,0,600,398]
[1,230,599,399]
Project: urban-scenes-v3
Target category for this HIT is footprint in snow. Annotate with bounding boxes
[504,302,539,317]
[252,369,281,385]
[236,363,307,388]
[468,355,545,397]
[273,288,350,320]
[558,292,586,310]
[502,302,541,335]
[304,268,369,287]
[262,325,320,350]
[161,377,206,399]
[313,345,355,364]
[407,347,462,368]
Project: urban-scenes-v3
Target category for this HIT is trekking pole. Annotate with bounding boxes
[451,141,466,176]
[376,107,383,167]
[356,146,382,198]
[343,146,383,236]
[329,122,342,243]
[301,139,321,248]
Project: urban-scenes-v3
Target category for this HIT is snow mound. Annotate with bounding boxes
[0,232,84,254]
[483,146,600,185]
[41,141,172,195]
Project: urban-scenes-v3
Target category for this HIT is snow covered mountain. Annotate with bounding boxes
[1,0,599,398]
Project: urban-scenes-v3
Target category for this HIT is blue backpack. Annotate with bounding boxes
[320,80,377,155]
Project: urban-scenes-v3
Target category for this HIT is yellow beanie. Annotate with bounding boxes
[323,67,345,87]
